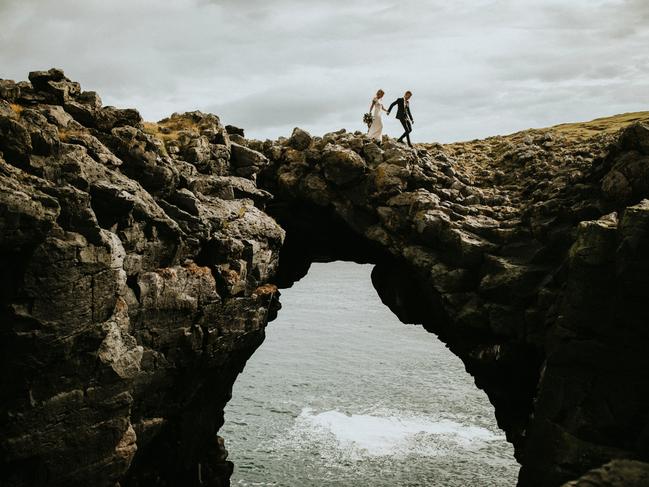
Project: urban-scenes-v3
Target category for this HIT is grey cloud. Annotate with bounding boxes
[1,0,648,143]
[207,88,348,132]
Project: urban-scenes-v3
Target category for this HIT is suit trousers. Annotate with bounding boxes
[397,118,412,147]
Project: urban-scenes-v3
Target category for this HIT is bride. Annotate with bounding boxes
[367,89,387,142]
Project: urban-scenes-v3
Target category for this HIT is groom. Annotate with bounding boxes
[387,91,414,147]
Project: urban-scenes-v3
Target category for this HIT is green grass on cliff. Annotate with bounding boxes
[438,111,649,158]
[437,111,649,150]
[549,111,649,140]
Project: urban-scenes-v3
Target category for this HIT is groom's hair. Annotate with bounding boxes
[405,91,412,96]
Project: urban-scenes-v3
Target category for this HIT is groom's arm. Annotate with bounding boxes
[387,99,398,114]
[407,105,414,123]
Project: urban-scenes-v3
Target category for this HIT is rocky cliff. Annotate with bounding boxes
[1,69,649,486]
[0,69,283,486]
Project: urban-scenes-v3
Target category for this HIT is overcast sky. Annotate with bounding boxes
[1,0,648,142]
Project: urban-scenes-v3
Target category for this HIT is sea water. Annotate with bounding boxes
[222,262,519,486]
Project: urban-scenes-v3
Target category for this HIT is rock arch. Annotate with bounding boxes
[251,125,649,486]
[1,70,649,486]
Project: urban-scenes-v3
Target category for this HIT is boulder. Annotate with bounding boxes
[64,100,98,127]
[16,80,50,105]
[229,133,246,145]
[371,162,409,195]
[28,68,81,104]
[288,127,312,150]
[178,133,214,173]
[38,105,75,128]
[0,79,20,102]
[562,460,649,487]
[362,142,384,165]
[225,124,245,137]
[108,126,179,193]
[0,107,33,165]
[230,142,268,178]
[619,122,649,155]
[28,67,67,87]
[568,213,618,266]
[96,106,143,131]
[321,146,367,185]
[78,90,102,108]
[441,227,494,266]
[20,108,60,156]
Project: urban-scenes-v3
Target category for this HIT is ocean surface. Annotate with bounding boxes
[222,262,519,486]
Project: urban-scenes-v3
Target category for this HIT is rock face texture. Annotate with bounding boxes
[561,460,649,487]
[250,121,649,487]
[1,69,649,486]
[0,69,283,486]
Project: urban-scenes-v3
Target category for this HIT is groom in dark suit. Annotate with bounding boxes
[387,91,414,147]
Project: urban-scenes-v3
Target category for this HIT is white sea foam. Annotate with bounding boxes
[286,408,502,459]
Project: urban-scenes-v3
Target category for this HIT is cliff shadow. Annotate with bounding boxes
[256,199,541,479]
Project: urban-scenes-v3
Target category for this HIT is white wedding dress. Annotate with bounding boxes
[367,97,384,141]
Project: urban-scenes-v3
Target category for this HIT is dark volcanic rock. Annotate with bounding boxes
[321,145,367,185]
[601,123,649,205]
[256,121,649,487]
[0,79,20,102]
[230,142,268,179]
[28,68,81,104]
[0,103,33,165]
[562,460,649,487]
[0,70,284,487]
[288,127,313,151]
[96,106,143,131]
[225,124,244,137]
[2,69,649,487]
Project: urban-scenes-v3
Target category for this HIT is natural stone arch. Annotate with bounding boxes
[1,69,649,487]
[253,139,546,471]
[264,196,540,452]
[249,123,649,486]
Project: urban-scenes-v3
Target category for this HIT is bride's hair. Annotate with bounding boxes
[376,89,384,98]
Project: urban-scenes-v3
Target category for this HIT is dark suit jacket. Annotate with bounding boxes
[388,97,413,122]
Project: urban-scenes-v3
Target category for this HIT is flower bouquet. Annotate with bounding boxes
[363,112,373,129]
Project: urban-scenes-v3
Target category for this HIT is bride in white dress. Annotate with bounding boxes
[368,89,387,142]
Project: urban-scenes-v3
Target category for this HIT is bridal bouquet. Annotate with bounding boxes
[363,112,373,128]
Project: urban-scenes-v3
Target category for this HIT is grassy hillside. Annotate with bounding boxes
[549,111,649,141]
[423,111,649,197]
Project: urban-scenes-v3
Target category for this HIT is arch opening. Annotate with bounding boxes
[217,195,542,485]
[224,260,520,486]
[264,197,543,452]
